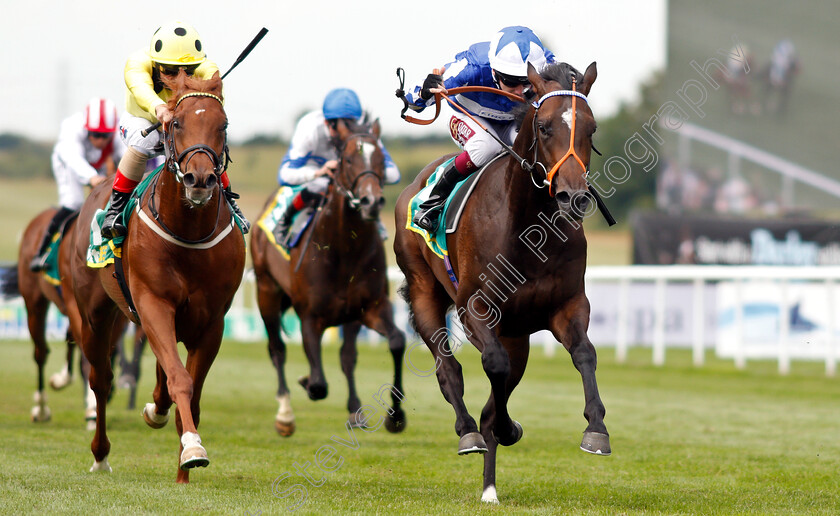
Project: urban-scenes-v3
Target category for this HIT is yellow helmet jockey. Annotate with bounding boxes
[147,22,207,66]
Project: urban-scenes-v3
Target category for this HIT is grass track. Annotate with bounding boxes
[2,338,840,514]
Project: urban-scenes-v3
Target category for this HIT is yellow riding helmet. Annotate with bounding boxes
[148,22,207,66]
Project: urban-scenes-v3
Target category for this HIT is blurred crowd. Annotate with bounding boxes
[656,160,780,217]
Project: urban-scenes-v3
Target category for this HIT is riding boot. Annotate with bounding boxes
[273,202,298,243]
[224,186,250,234]
[412,161,464,232]
[100,189,133,239]
[30,206,74,272]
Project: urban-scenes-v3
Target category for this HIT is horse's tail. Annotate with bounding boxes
[397,280,418,333]
[0,265,20,299]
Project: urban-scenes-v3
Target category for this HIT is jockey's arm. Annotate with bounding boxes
[380,142,401,184]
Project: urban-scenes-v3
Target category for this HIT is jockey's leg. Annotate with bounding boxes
[220,171,250,234]
[30,206,75,271]
[413,152,476,232]
[274,179,328,240]
[101,148,145,238]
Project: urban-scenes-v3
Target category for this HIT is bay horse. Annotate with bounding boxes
[393,62,609,503]
[65,70,245,482]
[3,207,144,426]
[251,117,406,436]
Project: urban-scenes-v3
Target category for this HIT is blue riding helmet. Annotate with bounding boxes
[322,88,362,120]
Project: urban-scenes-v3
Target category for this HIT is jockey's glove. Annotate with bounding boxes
[420,73,444,101]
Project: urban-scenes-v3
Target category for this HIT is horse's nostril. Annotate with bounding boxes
[556,191,571,205]
[183,173,196,188]
[360,197,373,206]
[377,196,385,208]
[206,175,217,189]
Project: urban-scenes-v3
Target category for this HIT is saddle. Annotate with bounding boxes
[256,186,316,260]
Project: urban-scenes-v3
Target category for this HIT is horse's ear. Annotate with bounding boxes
[579,62,597,96]
[335,119,354,141]
[527,62,546,96]
[371,118,381,139]
[208,71,223,95]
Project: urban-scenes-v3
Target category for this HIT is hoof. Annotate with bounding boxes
[348,411,366,428]
[580,431,611,456]
[275,420,296,437]
[179,447,210,470]
[493,420,523,447]
[384,408,407,434]
[180,432,209,470]
[299,376,327,400]
[457,432,488,455]
[481,485,499,504]
[49,371,72,390]
[90,457,112,473]
[117,374,136,390]
[142,403,169,429]
[30,405,51,423]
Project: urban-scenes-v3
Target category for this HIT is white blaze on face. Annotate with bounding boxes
[561,107,574,129]
[359,141,376,167]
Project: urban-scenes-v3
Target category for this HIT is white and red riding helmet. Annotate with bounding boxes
[84,98,118,134]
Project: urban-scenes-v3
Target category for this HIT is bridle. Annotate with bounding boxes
[527,78,591,195]
[163,92,231,182]
[145,91,235,245]
[331,133,384,210]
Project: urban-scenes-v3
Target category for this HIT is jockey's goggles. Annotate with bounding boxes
[495,70,531,88]
[88,131,113,139]
[157,64,199,77]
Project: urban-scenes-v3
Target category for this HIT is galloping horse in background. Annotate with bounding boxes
[2,207,146,426]
[394,62,609,503]
[65,70,245,482]
[251,117,406,436]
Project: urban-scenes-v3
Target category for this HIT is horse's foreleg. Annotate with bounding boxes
[299,318,328,400]
[258,287,295,436]
[143,361,171,429]
[362,299,407,433]
[551,295,610,456]
[174,323,223,484]
[339,322,363,425]
[479,336,529,504]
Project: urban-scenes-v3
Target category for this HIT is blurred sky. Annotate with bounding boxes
[0,0,665,143]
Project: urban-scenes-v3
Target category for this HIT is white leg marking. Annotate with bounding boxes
[90,457,112,473]
[276,393,295,424]
[481,485,499,504]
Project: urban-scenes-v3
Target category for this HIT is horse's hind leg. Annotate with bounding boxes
[81,314,119,473]
[362,298,407,433]
[340,322,363,426]
[404,276,481,453]
[121,326,146,410]
[257,286,295,435]
[479,336,529,504]
[49,329,75,390]
[25,294,51,422]
[551,293,610,456]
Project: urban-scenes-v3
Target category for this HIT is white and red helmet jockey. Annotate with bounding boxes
[83,98,118,134]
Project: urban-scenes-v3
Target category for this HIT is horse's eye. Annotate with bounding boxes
[538,122,549,136]
[171,119,180,129]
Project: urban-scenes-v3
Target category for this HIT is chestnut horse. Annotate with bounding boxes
[65,70,245,482]
[394,62,609,503]
[251,118,406,436]
[3,207,144,425]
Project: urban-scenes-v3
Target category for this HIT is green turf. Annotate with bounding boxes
[2,337,840,515]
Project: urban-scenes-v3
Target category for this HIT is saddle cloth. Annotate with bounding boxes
[256,185,316,261]
[405,154,503,259]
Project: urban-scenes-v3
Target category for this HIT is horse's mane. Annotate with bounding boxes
[162,71,224,110]
[513,62,582,126]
